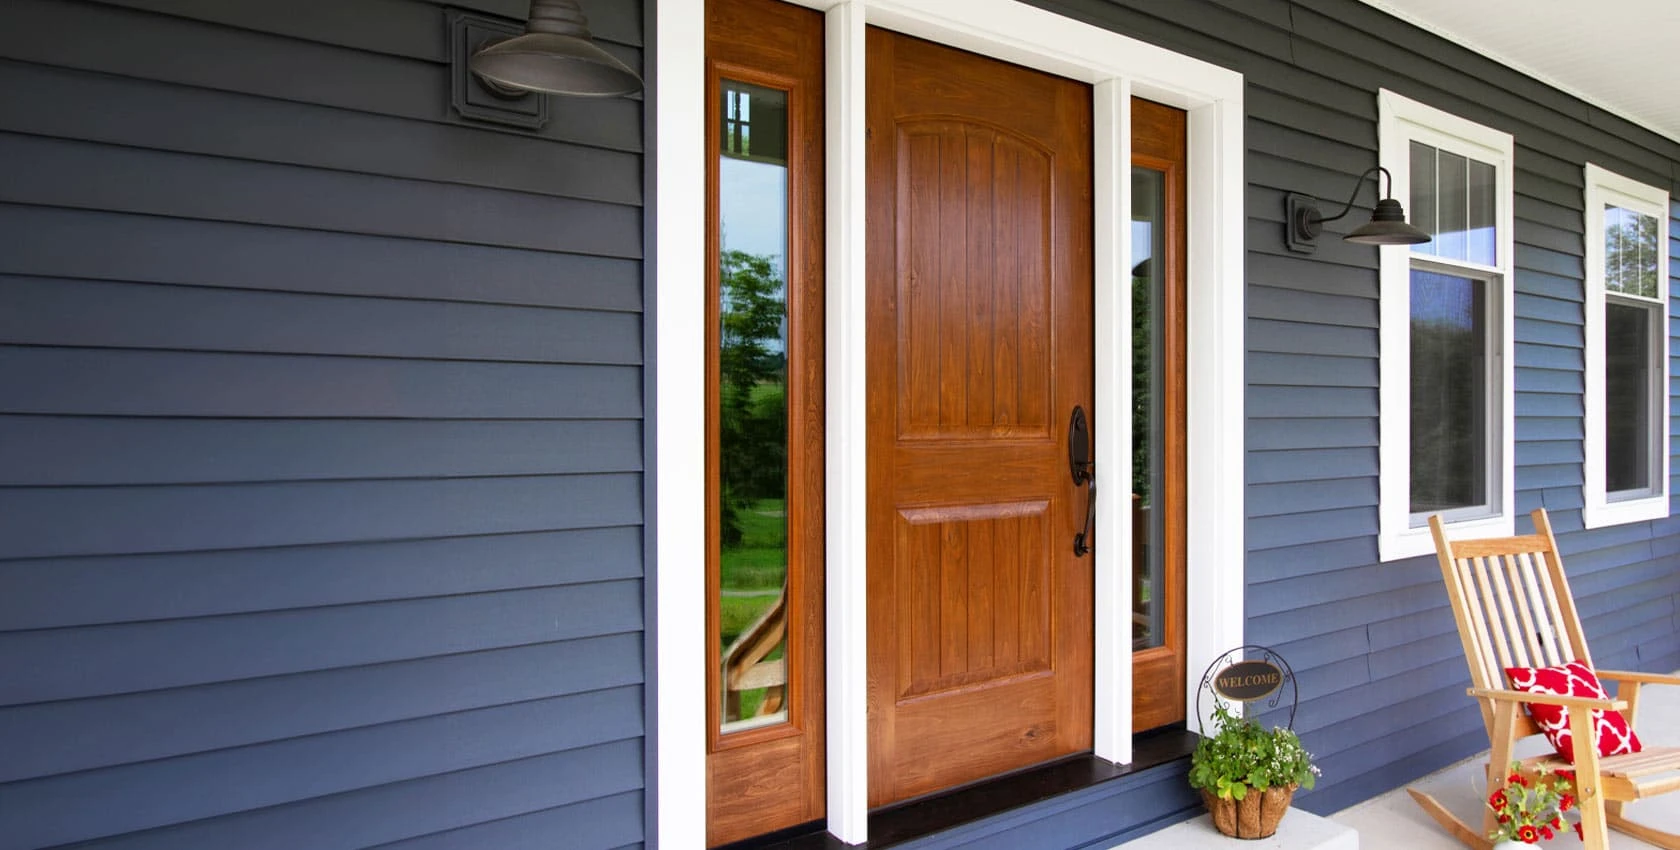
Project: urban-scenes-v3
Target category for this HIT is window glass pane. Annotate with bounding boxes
[718,80,790,732]
[1436,150,1469,262]
[1410,142,1438,255]
[1131,168,1166,651]
[1411,142,1499,266]
[1606,301,1654,495]
[1410,269,1488,514]
[1467,160,1497,266]
[1605,205,1661,299]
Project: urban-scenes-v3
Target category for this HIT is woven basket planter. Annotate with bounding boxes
[1200,784,1296,839]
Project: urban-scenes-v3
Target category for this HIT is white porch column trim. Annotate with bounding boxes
[652,0,706,845]
[824,1,870,843]
[1091,76,1133,765]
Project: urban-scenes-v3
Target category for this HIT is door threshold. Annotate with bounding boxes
[715,727,1198,849]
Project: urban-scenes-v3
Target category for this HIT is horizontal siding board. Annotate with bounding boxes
[1248,318,1377,358]
[4,686,643,846]
[1249,562,1426,618]
[53,739,644,850]
[0,418,641,487]
[0,205,642,312]
[1246,506,1374,550]
[1248,352,1377,387]
[1247,477,1377,518]
[0,0,643,152]
[1247,385,1378,418]
[0,473,641,560]
[1,633,643,782]
[95,0,454,60]
[1246,87,1373,149]
[366,791,644,850]
[0,133,642,257]
[1247,448,1375,485]
[1247,416,1376,451]
[1248,536,1379,582]
[0,277,643,365]
[1247,285,1377,328]
[0,580,643,706]
[0,61,642,205]
[0,348,642,419]
[1246,247,1378,298]
[0,526,642,629]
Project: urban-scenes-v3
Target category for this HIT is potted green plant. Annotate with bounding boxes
[1188,702,1319,838]
[1486,765,1579,847]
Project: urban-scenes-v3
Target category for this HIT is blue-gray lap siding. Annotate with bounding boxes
[6,0,1680,848]
[0,0,648,848]
[1032,0,1680,820]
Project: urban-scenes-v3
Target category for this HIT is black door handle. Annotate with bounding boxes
[1069,406,1095,556]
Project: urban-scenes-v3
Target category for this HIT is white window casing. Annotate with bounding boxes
[1582,163,1671,529]
[1377,89,1516,561]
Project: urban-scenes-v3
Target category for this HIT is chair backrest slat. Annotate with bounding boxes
[1531,549,1577,662]
[1455,555,1502,689]
[1503,552,1547,667]
[1473,553,1524,672]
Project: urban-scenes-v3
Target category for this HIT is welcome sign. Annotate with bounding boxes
[1194,644,1299,729]
[1211,659,1286,702]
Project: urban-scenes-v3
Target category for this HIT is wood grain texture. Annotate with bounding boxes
[866,26,1093,807]
[703,0,827,843]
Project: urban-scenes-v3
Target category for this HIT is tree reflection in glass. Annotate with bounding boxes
[718,80,791,731]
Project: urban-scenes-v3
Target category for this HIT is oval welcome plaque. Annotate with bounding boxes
[1211,659,1285,703]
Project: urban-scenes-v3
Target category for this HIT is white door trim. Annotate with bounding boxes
[654,0,1245,845]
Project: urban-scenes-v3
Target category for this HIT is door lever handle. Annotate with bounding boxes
[1069,406,1095,556]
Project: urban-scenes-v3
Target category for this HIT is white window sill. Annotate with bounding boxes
[1583,493,1669,529]
[1379,511,1515,562]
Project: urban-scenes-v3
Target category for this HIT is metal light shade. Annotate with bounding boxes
[1284,166,1432,253]
[1343,197,1432,245]
[470,0,643,98]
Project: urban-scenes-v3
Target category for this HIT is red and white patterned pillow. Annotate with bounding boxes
[1505,660,1641,762]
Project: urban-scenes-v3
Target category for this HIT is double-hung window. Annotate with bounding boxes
[1377,90,1516,561]
[1582,163,1670,528]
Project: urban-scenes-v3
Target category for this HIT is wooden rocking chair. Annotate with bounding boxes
[1410,508,1680,850]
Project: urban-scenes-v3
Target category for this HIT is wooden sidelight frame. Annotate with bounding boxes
[703,0,827,844]
[1129,98,1188,733]
[656,0,1247,845]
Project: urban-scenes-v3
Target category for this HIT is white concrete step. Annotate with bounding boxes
[1105,808,1359,850]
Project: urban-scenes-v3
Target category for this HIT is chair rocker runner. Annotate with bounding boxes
[1410,508,1680,850]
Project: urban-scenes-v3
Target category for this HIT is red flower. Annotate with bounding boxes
[1498,813,1512,823]
[1507,773,1528,787]
[1559,793,1575,812]
[1574,822,1585,839]
[1517,824,1540,843]
[1541,827,1555,840]
[1489,789,1509,809]
[1550,816,1563,829]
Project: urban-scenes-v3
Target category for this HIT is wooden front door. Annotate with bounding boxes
[864,28,1094,807]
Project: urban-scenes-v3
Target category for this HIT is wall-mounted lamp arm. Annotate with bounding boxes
[1307,166,1393,227]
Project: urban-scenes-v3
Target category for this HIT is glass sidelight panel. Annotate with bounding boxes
[717,79,791,732]
[1131,168,1166,651]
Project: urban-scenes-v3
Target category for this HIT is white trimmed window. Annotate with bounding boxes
[1377,90,1516,561]
[1582,163,1671,528]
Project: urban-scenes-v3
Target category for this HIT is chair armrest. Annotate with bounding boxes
[1467,687,1627,712]
[1595,669,1680,687]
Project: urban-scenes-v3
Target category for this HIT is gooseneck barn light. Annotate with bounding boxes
[470,0,643,98]
[1285,166,1431,253]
